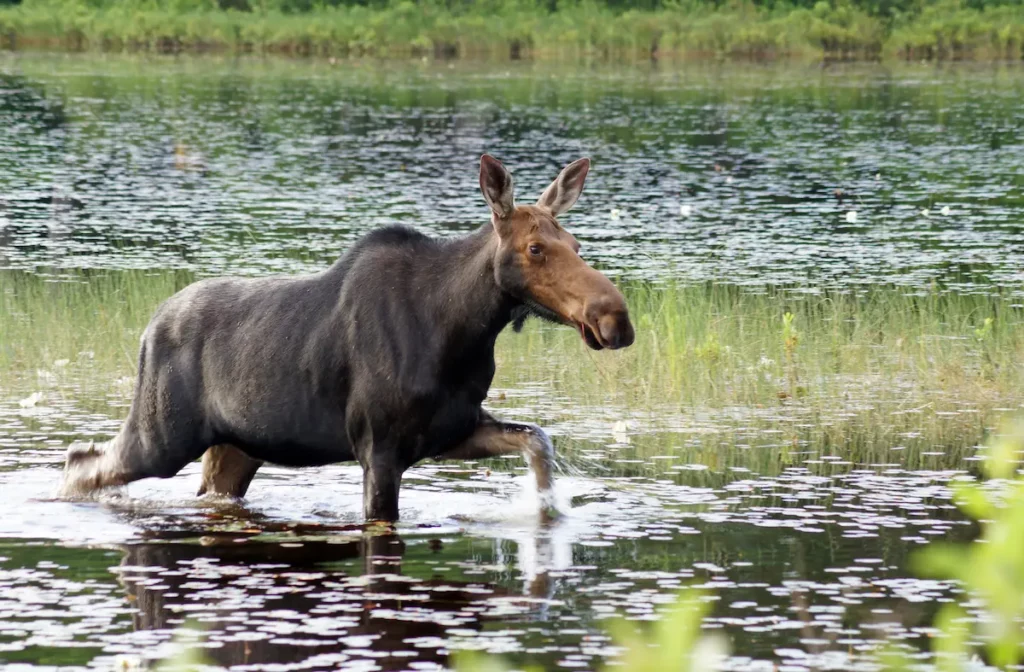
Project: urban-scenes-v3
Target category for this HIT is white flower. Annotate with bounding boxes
[845,211,858,223]
[921,208,931,217]
[611,420,635,444]
[680,204,693,217]
[19,392,43,408]
[941,205,951,216]
[609,208,621,220]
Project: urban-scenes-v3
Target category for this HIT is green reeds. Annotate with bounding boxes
[0,0,1022,61]
[3,269,1021,461]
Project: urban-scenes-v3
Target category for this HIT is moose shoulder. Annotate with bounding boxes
[59,155,635,522]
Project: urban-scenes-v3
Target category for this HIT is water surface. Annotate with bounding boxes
[1,55,1022,289]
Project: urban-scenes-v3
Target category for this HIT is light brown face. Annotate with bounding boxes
[480,155,635,351]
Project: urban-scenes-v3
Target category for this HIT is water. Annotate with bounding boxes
[1,53,1022,671]
[1,55,1022,289]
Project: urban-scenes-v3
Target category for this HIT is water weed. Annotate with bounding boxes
[875,421,1024,670]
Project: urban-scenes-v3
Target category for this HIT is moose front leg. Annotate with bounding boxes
[438,415,558,519]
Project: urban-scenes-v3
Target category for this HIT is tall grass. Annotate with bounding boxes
[888,0,1024,60]
[499,281,1022,407]
[0,0,1021,60]
[2,269,1022,461]
[494,281,1024,466]
[0,0,895,60]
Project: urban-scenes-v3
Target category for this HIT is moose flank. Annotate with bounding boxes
[59,155,635,521]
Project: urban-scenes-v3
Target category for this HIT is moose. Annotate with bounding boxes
[59,154,635,521]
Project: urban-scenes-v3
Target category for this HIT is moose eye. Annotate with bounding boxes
[528,243,543,257]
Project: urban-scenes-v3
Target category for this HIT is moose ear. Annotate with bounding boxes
[536,157,590,216]
[479,154,515,231]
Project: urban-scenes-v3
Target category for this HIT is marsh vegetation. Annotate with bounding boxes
[1,0,1024,60]
[4,270,1022,470]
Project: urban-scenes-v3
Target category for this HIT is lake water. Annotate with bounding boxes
[0,53,1022,671]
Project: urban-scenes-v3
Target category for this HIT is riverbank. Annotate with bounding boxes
[0,0,1023,61]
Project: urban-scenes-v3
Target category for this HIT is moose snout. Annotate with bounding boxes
[585,294,635,350]
[597,310,635,349]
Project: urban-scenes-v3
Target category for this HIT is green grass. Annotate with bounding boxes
[3,269,1022,465]
[2,0,1020,61]
[889,0,1024,60]
[494,280,1024,466]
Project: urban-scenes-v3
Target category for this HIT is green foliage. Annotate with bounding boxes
[975,316,995,342]
[1,0,1021,59]
[453,586,727,672]
[910,422,1024,669]
[887,0,1024,58]
[603,588,727,672]
[876,421,1024,671]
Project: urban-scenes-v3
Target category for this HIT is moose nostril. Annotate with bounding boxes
[587,294,634,349]
[598,313,633,349]
[619,315,635,348]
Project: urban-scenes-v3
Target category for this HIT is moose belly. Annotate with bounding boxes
[210,398,353,468]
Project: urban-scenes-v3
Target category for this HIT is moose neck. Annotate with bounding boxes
[432,223,517,349]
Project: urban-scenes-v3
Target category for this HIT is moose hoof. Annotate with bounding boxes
[537,488,563,525]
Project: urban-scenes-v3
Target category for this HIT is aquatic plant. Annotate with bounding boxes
[781,310,800,399]
[451,421,1024,671]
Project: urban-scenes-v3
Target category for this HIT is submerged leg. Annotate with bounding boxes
[197,444,263,498]
[363,452,403,523]
[437,416,557,518]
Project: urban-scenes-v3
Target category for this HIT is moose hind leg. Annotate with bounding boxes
[197,444,263,498]
[59,423,199,498]
[59,440,126,497]
[363,455,403,523]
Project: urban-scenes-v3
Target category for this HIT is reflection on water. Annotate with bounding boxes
[0,56,1023,289]
[114,531,554,671]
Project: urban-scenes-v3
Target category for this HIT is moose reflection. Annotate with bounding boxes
[113,526,558,670]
